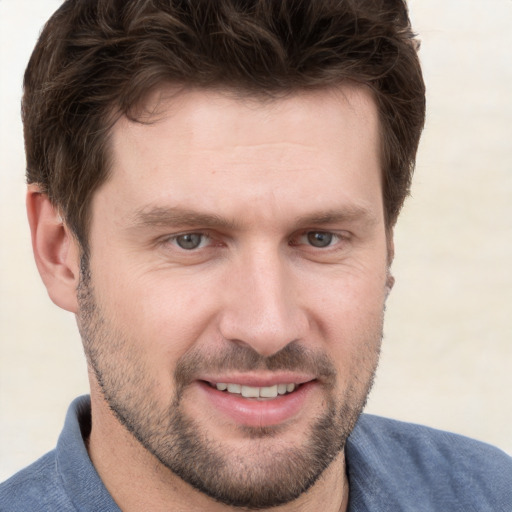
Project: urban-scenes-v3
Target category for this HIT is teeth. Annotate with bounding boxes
[215,382,297,398]
[227,383,241,393]
[241,386,260,398]
[259,385,278,398]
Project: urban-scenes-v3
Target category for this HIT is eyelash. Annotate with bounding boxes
[293,231,343,249]
[166,232,214,251]
[164,230,348,251]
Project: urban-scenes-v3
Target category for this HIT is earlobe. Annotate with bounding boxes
[386,229,395,295]
[386,273,395,294]
[386,228,395,267]
[26,184,80,313]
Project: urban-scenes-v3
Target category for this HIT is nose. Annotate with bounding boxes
[218,246,309,357]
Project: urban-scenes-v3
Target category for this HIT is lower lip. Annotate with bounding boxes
[196,381,317,427]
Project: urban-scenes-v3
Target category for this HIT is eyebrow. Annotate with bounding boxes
[292,206,379,228]
[131,206,241,230]
[130,204,379,231]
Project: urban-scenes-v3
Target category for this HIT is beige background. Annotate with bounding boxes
[1,0,511,481]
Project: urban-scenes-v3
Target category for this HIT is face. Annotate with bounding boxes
[77,85,390,509]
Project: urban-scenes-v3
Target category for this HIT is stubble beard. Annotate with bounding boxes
[77,257,382,509]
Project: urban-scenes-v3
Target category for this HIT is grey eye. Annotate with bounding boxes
[307,231,333,248]
[175,233,204,250]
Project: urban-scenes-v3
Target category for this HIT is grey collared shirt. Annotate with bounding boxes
[1,396,511,511]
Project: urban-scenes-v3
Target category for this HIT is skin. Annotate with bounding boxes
[28,84,392,512]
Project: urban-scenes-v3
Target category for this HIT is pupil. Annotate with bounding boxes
[307,231,332,247]
[177,233,202,250]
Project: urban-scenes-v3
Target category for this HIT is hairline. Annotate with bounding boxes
[71,80,391,254]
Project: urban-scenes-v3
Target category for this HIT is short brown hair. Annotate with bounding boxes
[23,0,425,250]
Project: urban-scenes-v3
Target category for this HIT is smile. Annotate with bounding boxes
[212,382,298,399]
[199,379,315,427]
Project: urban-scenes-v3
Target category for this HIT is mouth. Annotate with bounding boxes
[196,378,317,427]
[207,381,300,399]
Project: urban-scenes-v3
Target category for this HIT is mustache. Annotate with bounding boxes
[174,342,337,395]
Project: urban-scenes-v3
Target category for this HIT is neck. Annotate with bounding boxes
[86,390,350,512]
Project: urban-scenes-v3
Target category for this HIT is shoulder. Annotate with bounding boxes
[351,413,512,471]
[346,414,512,512]
[0,396,120,512]
[0,451,74,512]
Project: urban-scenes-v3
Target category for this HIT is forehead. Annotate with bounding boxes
[96,84,382,231]
[126,83,380,151]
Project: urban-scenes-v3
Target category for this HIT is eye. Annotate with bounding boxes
[306,231,335,248]
[173,233,209,250]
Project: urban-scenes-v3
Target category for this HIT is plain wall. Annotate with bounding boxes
[1,0,511,480]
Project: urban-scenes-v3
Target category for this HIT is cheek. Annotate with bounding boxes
[305,264,388,327]
[304,268,386,375]
[93,264,221,364]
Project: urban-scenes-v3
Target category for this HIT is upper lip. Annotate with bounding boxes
[198,372,316,387]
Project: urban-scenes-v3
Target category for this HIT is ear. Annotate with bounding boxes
[386,229,395,293]
[26,184,81,313]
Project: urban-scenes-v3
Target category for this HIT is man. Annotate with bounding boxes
[0,0,510,510]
